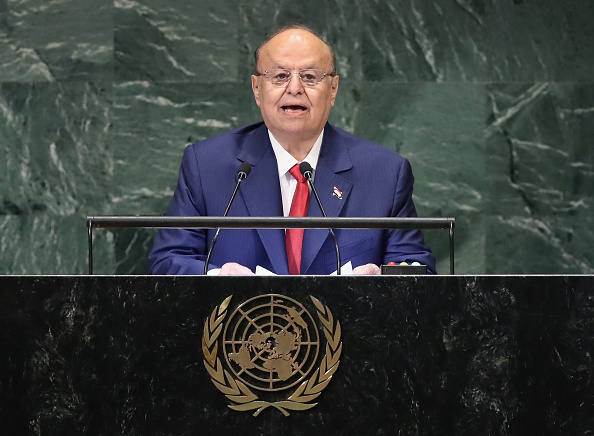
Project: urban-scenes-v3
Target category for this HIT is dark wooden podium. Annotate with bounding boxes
[1,275,592,435]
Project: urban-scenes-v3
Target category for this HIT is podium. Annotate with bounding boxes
[1,275,592,434]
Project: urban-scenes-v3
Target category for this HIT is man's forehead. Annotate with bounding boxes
[259,30,332,66]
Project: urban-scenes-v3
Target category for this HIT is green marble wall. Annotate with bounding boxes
[1,0,593,275]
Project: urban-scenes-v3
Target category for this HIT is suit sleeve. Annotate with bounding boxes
[383,158,437,274]
[148,145,216,275]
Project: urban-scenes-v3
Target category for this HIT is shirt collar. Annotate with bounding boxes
[269,129,324,178]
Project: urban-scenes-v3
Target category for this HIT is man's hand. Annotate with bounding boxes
[218,262,255,276]
[352,263,381,275]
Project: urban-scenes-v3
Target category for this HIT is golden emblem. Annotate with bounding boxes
[202,294,342,416]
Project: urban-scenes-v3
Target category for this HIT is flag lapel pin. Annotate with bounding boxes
[332,187,343,199]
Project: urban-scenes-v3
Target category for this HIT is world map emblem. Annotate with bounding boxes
[202,294,342,416]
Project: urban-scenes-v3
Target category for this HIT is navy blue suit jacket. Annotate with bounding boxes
[148,122,436,274]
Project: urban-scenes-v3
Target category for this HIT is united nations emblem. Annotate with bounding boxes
[202,294,342,416]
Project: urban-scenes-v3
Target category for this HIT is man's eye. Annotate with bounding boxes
[273,73,289,80]
[302,74,316,82]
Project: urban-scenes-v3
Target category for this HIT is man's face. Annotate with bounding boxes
[251,29,339,149]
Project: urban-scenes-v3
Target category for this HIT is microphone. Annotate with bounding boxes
[299,161,342,275]
[203,162,252,274]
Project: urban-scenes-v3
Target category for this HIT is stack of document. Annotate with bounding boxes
[207,261,353,276]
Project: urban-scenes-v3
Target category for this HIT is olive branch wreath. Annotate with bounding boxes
[201,295,342,417]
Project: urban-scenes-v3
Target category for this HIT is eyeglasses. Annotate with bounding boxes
[258,69,333,86]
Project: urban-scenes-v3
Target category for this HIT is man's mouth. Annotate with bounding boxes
[281,105,307,113]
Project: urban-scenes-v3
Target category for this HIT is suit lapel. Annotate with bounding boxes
[301,126,353,274]
[237,125,289,274]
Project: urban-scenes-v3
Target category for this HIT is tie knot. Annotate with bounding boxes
[289,164,307,183]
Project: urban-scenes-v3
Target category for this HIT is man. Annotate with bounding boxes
[148,25,435,275]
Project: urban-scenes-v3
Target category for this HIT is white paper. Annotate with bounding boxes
[209,261,353,276]
[255,261,353,276]
[254,265,277,275]
[330,261,353,275]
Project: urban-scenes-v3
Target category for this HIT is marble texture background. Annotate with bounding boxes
[1,0,593,274]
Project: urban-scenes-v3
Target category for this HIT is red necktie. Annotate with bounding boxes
[286,164,311,275]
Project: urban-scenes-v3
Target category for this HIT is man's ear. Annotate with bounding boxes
[330,75,339,106]
[251,75,261,107]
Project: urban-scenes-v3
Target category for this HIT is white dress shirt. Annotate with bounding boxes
[268,130,323,216]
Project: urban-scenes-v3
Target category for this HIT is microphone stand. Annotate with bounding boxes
[203,163,251,274]
[300,162,341,275]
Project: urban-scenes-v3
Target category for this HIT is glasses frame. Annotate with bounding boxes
[258,68,334,86]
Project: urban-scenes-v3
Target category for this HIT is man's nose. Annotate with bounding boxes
[285,72,304,94]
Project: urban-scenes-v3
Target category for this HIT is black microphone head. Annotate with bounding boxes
[299,161,313,179]
[237,162,252,180]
